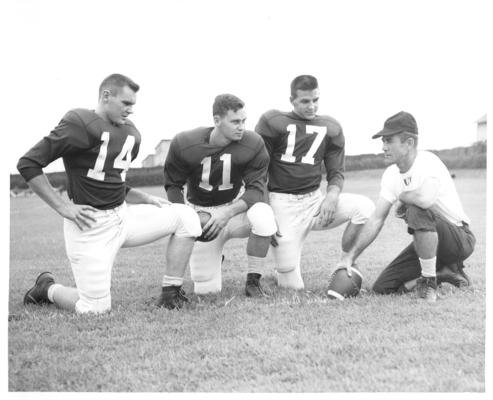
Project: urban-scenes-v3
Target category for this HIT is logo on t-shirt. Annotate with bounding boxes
[403,177,412,186]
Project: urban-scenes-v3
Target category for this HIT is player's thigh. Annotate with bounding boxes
[269,191,319,234]
[122,204,181,247]
[223,212,252,239]
[269,193,317,270]
[313,193,374,231]
[223,203,277,239]
[435,217,475,264]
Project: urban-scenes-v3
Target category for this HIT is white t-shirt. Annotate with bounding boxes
[380,150,470,225]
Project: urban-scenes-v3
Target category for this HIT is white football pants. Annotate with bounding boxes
[64,202,201,314]
[187,202,277,294]
[269,189,375,289]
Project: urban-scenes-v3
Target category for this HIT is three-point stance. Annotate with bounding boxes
[18,74,201,313]
[164,94,277,296]
[255,75,375,290]
[337,111,475,302]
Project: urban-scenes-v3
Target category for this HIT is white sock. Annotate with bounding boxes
[419,257,437,277]
[162,275,184,287]
[47,283,62,303]
[247,255,264,274]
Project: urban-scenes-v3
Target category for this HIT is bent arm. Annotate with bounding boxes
[201,199,248,241]
[26,174,72,216]
[26,174,98,229]
[344,196,393,264]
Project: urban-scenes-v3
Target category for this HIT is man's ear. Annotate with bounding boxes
[213,114,221,126]
[101,89,111,102]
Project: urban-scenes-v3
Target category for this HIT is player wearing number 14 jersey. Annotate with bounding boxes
[17,74,201,313]
[164,94,277,296]
[255,75,375,290]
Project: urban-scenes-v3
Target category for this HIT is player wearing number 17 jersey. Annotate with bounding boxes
[164,94,277,296]
[255,75,375,290]
[17,74,201,313]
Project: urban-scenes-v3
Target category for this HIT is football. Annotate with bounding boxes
[196,210,213,242]
[326,266,363,300]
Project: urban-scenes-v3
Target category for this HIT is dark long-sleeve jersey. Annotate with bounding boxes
[164,127,269,208]
[17,108,140,209]
[255,110,345,194]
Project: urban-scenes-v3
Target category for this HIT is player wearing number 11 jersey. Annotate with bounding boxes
[17,74,201,313]
[164,94,277,296]
[255,75,375,291]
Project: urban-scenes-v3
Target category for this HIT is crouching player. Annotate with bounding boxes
[336,111,475,302]
[164,94,277,296]
[255,75,375,290]
[19,74,202,313]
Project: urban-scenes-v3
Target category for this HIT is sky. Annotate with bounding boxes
[3,0,490,174]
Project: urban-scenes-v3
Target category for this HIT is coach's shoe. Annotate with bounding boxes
[156,285,189,310]
[416,276,437,303]
[23,272,55,306]
[245,273,266,297]
[437,264,471,288]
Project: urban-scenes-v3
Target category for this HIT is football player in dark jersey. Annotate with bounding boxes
[164,94,277,296]
[18,74,202,313]
[255,75,375,290]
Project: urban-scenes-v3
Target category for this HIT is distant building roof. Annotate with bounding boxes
[476,114,487,124]
[155,139,171,150]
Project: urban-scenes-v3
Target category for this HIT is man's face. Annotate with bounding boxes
[381,134,411,165]
[215,108,247,141]
[291,88,319,120]
[103,85,136,125]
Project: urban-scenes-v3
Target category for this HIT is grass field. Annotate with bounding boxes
[8,169,486,392]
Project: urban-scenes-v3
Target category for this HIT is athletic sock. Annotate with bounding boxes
[162,275,184,287]
[247,255,264,275]
[419,256,437,277]
[47,283,62,303]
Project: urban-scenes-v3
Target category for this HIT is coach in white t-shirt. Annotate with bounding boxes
[336,111,475,302]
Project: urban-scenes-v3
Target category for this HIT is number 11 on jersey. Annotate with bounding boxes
[199,154,233,191]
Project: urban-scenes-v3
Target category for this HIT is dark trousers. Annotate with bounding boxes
[372,205,476,294]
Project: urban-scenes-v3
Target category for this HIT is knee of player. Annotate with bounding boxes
[247,202,277,237]
[406,204,432,222]
[170,203,202,237]
[75,296,111,314]
[190,266,220,286]
[351,196,375,224]
[275,264,297,274]
[405,205,437,233]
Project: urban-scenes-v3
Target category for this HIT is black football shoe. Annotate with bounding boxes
[156,285,189,310]
[437,264,471,288]
[416,276,437,303]
[245,273,267,297]
[23,272,55,306]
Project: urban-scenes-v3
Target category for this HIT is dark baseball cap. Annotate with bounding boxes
[372,111,418,139]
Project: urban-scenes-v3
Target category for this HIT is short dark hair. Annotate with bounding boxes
[212,94,245,117]
[99,74,139,98]
[290,75,318,98]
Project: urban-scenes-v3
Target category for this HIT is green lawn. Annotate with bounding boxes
[8,169,486,392]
